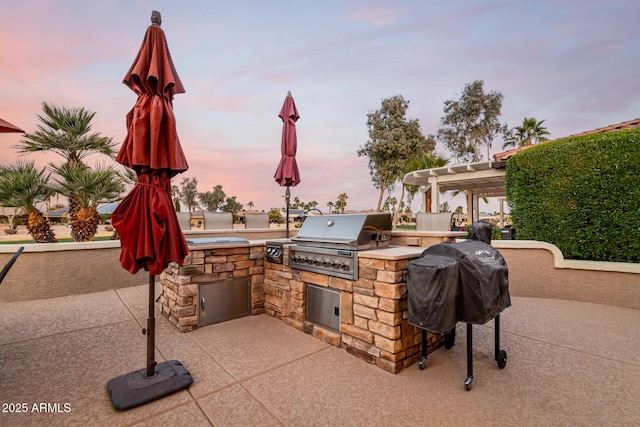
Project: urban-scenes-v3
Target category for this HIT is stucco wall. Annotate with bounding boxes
[0,241,147,302]
[0,228,293,302]
[493,241,640,309]
[1,236,638,309]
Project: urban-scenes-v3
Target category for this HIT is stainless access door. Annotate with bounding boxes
[198,278,250,326]
[306,284,340,331]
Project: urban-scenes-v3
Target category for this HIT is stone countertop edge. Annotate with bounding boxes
[186,240,267,250]
[358,245,424,260]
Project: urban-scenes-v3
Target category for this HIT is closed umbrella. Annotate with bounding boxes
[274,91,300,237]
[0,117,24,133]
[108,10,192,410]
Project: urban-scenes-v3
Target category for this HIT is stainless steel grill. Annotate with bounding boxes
[289,213,392,280]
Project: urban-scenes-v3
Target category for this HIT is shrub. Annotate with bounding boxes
[505,128,640,262]
[491,225,503,241]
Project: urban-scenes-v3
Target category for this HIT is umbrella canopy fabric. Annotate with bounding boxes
[274,92,300,187]
[116,24,188,175]
[113,170,187,275]
[0,117,24,133]
[112,21,188,276]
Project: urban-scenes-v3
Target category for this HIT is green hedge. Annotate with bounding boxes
[505,128,640,263]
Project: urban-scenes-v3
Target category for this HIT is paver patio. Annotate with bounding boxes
[0,284,638,426]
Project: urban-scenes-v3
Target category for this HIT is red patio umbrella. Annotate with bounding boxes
[274,91,300,237]
[0,117,24,133]
[108,10,192,410]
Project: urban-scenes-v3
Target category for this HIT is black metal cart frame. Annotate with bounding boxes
[418,315,507,391]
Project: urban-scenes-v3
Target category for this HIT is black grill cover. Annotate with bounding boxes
[407,239,510,333]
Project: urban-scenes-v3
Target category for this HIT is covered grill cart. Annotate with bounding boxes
[407,222,510,390]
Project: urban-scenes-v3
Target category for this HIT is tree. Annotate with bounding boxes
[268,208,283,223]
[0,160,57,243]
[437,80,507,163]
[358,95,434,211]
[198,184,226,212]
[51,163,124,241]
[383,195,397,214]
[247,201,254,210]
[291,196,302,209]
[222,196,243,214]
[326,201,334,214]
[503,117,550,148]
[305,200,319,212]
[336,193,348,214]
[179,177,199,212]
[17,102,118,216]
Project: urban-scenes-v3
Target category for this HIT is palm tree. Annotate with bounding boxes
[247,201,254,210]
[51,163,124,241]
[404,153,449,213]
[327,201,334,214]
[17,102,118,217]
[503,117,550,148]
[292,196,302,209]
[336,193,348,214]
[0,161,57,243]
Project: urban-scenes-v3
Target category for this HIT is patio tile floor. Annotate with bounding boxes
[0,285,638,426]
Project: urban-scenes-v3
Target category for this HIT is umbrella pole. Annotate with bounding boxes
[285,186,291,238]
[107,269,192,410]
[146,273,156,377]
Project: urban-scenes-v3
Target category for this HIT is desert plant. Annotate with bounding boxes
[0,161,57,243]
[50,163,124,241]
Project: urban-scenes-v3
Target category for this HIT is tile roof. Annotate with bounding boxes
[568,117,640,137]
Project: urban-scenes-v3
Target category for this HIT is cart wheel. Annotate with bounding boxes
[418,358,425,370]
[464,376,473,391]
[497,350,507,369]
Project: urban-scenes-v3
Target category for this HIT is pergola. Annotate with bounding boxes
[404,117,640,226]
[402,160,509,226]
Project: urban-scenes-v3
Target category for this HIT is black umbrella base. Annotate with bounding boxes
[107,360,193,410]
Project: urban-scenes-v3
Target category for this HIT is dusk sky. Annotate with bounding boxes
[1,0,638,213]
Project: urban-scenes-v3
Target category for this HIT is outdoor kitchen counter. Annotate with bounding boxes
[184,240,266,250]
[162,238,446,373]
[160,239,267,332]
[390,230,467,247]
[357,245,424,260]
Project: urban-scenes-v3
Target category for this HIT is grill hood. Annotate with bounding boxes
[292,213,392,250]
